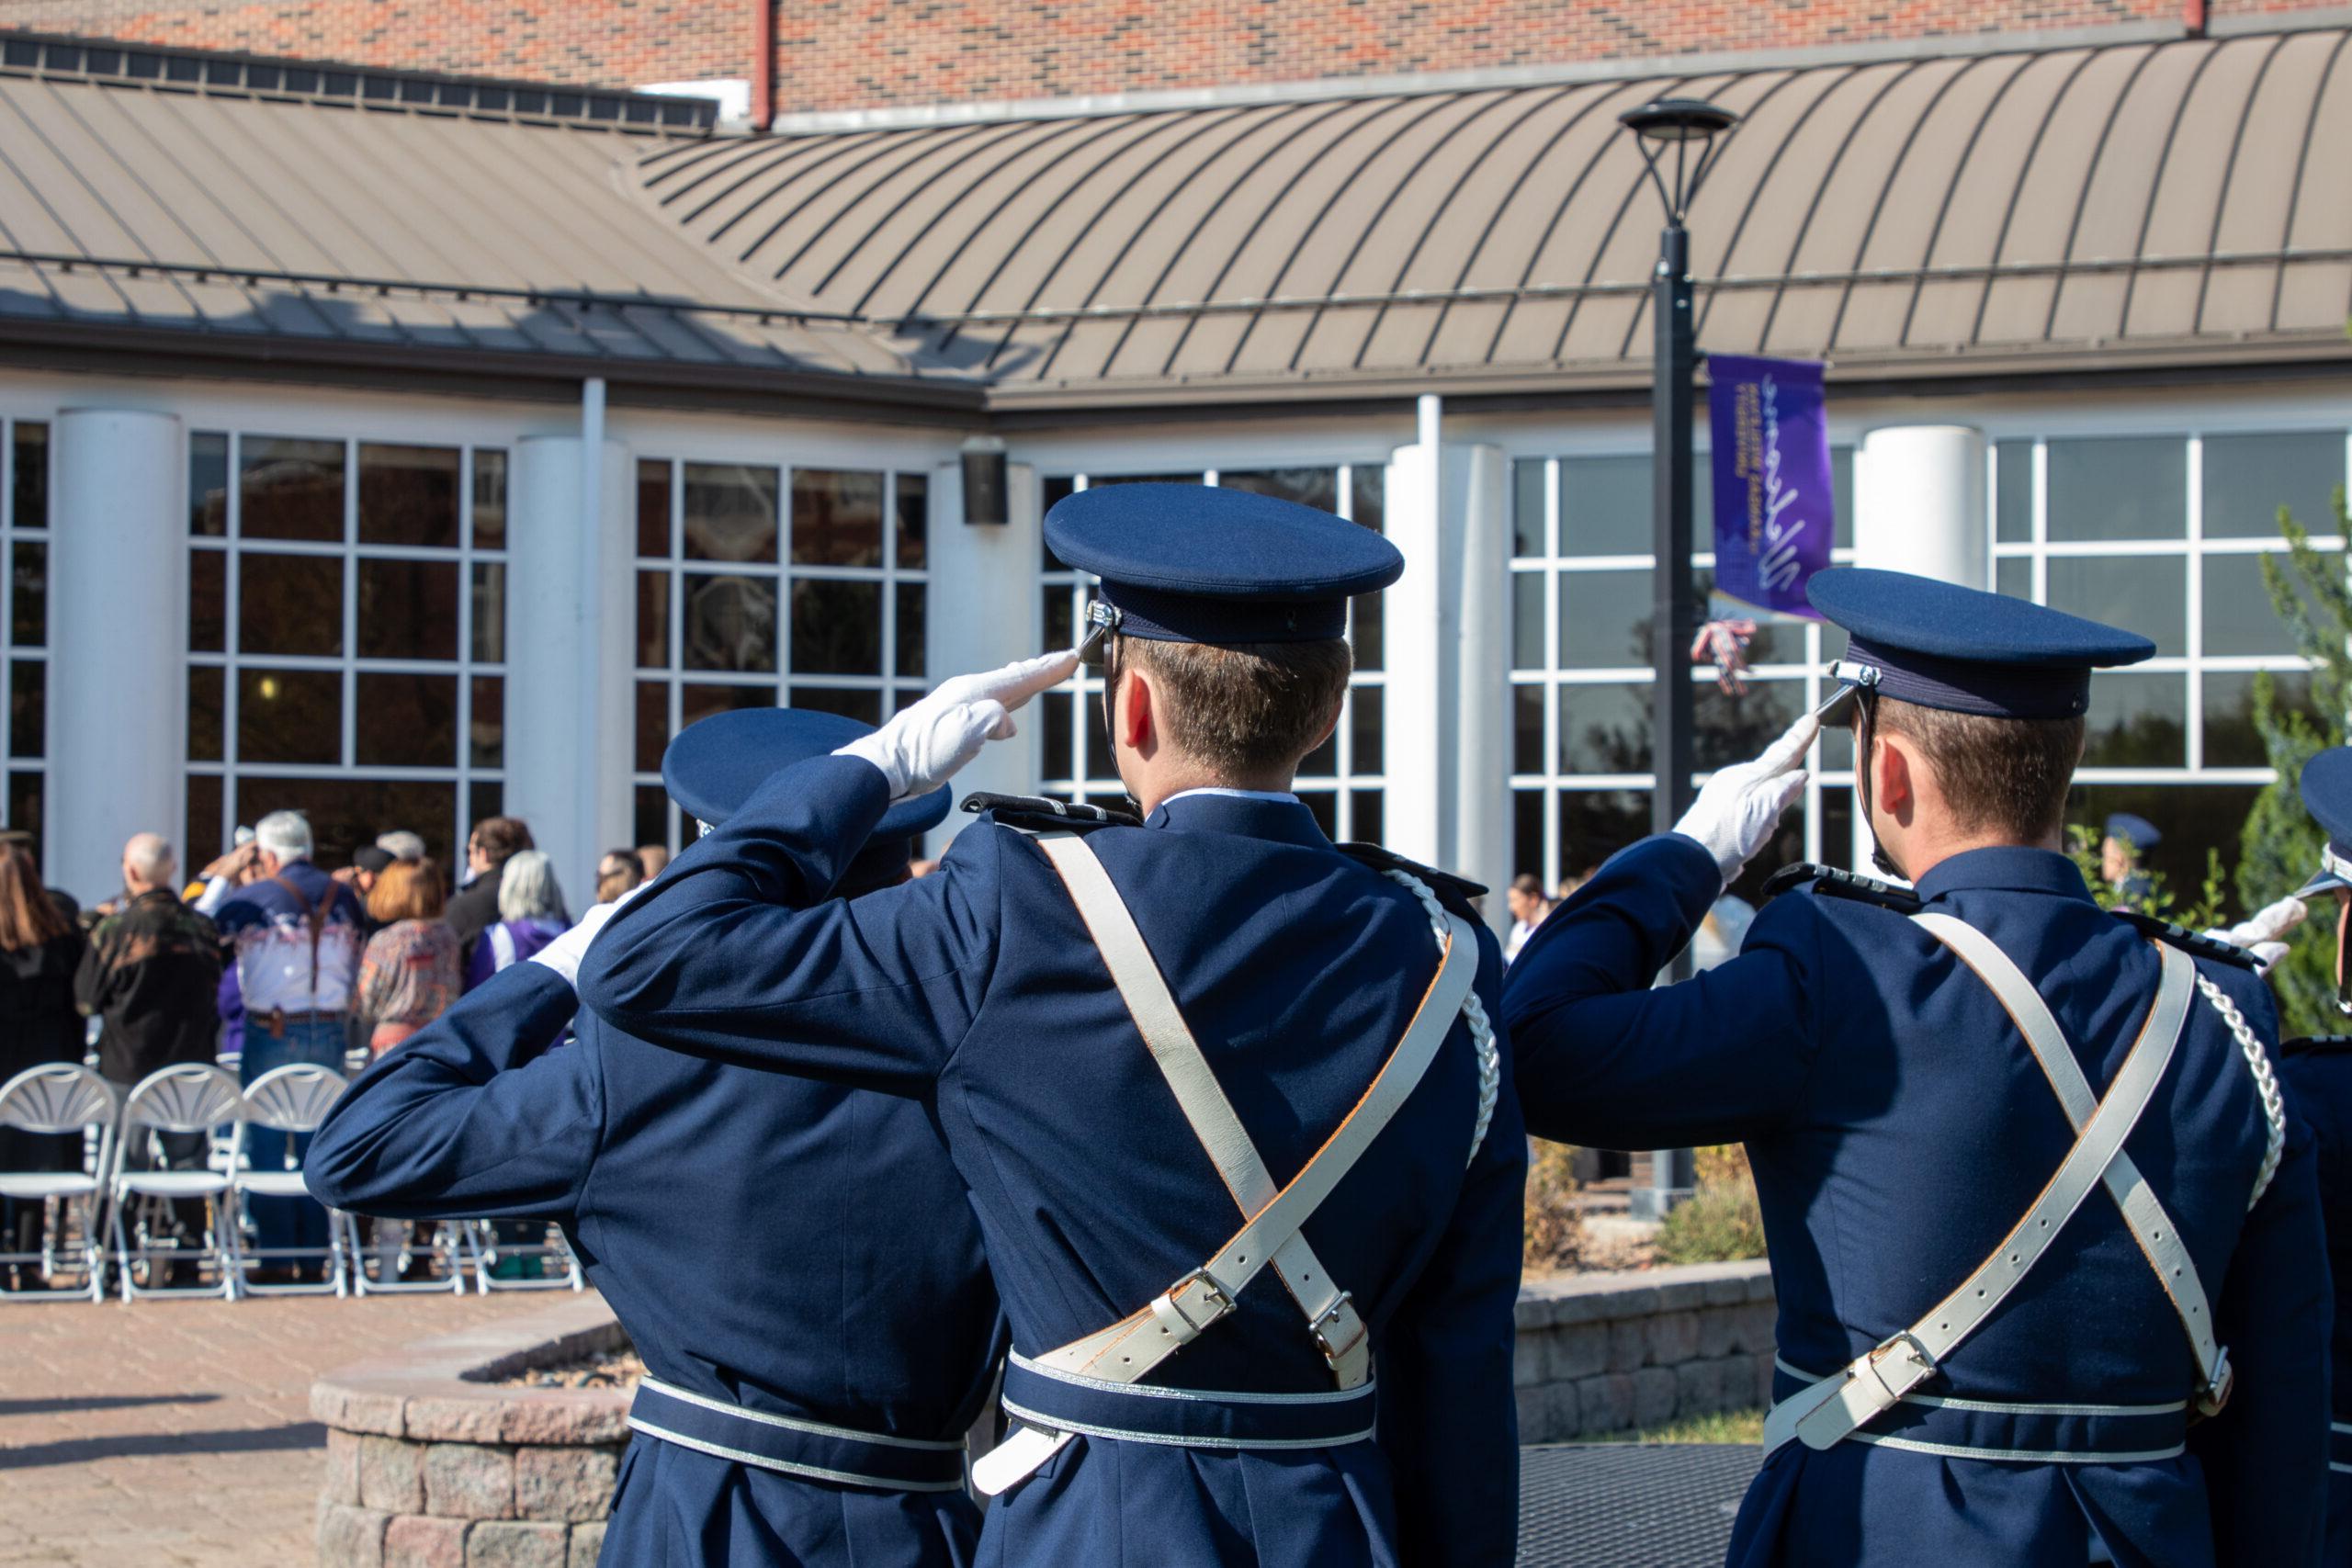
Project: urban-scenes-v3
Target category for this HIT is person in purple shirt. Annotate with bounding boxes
[463,850,568,991]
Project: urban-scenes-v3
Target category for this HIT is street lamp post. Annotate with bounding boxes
[1619,96,1737,1223]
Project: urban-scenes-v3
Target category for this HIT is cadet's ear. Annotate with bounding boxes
[1117,666,1156,754]
[1876,730,1916,819]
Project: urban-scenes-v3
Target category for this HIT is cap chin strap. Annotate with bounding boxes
[2335,885,2350,1018]
[1851,690,1902,880]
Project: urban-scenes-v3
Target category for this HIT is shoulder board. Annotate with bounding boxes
[1761,862,1923,913]
[1333,841,1487,903]
[958,792,1142,835]
[2283,1035,2352,1058]
[2109,909,2261,970]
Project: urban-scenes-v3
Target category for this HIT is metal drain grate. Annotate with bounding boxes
[1517,1444,1759,1567]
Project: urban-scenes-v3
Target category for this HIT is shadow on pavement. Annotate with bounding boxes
[0,1420,322,1470]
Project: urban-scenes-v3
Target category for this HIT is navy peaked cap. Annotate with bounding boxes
[1044,482,1403,644]
[1810,567,2155,720]
[2104,813,2161,851]
[2298,747,2352,897]
[663,707,951,842]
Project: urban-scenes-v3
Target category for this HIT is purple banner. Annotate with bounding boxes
[1707,354,1832,620]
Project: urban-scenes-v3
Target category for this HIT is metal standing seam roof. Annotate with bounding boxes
[631,25,2352,407]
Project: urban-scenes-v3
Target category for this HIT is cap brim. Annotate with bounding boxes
[2295,869,2352,900]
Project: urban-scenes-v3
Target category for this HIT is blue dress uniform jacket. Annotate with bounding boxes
[2279,1034,2352,1563]
[305,960,1004,1568]
[577,755,1529,1568]
[1504,834,2330,1568]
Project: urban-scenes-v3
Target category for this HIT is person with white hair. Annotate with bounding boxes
[208,808,365,1284]
[462,849,569,989]
[375,829,427,863]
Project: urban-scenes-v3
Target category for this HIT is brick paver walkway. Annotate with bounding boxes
[0,1292,567,1567]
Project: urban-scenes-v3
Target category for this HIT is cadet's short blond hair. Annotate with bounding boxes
[1120,637,1353,778]
[1871,696,2086,842]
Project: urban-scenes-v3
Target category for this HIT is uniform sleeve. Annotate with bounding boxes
[575,754,1000,1096]
[1379,930,1527,1568]
[1502,833,1824,1148]
[305,962,598,1221]
[2189,982,2332,1566]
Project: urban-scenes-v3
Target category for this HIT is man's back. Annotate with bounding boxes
[77,889,220,1083]
[214,861,363,1016]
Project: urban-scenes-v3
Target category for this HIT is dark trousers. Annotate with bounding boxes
[240,1017,344,1256]
[0,1124,78,1260]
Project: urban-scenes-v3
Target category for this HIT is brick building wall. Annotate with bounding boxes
[0,1,2337,113]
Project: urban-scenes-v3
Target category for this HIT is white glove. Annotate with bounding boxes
[2203,895,2307,976]
[1671,711,1817,888]
[531,886,645,988]
[834,649,1080,801]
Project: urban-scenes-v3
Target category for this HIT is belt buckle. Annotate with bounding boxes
[1310,1292,1365,1365]
[2195,1348,2233,1418]
[1161,1268,1234,1336]
[1864,1330,1938,1402]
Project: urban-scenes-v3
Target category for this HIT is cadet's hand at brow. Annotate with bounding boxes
[2203,894,2307,976]
[835,649,1082,801]
[1672,711,1817,889]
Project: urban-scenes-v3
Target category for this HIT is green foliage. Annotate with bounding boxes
[2245,489,2352,1037]
[2064,825,2228,930]
[1655,1144,1766,1266]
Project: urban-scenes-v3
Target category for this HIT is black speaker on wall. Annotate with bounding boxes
[961,439,1008,526]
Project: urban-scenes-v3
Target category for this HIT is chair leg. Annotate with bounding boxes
[214,1195,241,1302]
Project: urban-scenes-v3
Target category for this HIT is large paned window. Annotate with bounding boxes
[632,460,930,852]
[4,422,46,842]
[1510,448,1855,899]
[1038,467,1387,844]
[187,434,507,867]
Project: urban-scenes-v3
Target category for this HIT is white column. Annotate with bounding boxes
[1849,424,1990,871]
[505,432,633,901]
[929,459,1042,841]
[51,408,185,904]
[1383,401,1445,872]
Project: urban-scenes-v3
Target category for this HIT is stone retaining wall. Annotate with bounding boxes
[312,1297,631,1567]
[1512,1260,1777,1443]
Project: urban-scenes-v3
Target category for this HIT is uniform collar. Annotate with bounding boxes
[1144,788,1329,849]
[1913,845,2095,905]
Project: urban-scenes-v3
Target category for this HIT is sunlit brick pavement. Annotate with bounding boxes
[0,1293,568,1567]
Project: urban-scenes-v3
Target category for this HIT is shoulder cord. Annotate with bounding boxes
[1384,868,1500,1166]
[2193,972,2288,1211]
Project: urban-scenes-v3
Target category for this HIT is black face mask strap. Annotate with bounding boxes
[1853,691,1900,879]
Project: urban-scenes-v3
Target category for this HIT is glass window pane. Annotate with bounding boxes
[2068,784,2259,905]
[791,579,882,675]
[1511,571,1545,671]
[636,681,668,774]
[186,665,220,762]
[1042,476,1077,570]
[684,463,780,564]
[1351,592,1383,671]
[789,468,883,568]
[683,574,777,672]
[186,773,222,863]
[237,667,341,763]
[1044,584,1075,649]
[896,583,925,679]
[896,472,928,570]
[638,458,673,558]
[189,548,226,652]
[1559,789,1651,881]
[2045,436,2185,542]
[1350,789,1382,845]
[10,423,42,536]
[1512,460,1546,558]
[1696,680,1801,773]
[1350,684,1383,775]
[239,552,342,656]
[4,660,38,761]
[1996,440,2033,544]
[355,672,457,767]
[1351,465,1385,534]
[233,777,456,869]
[240,436,345,542]
[2045,556,2185,657]
[470,676,503,769]
[1560,681,1651,774]
[1996,555,2030,602]
[1087,471,1198,487]
[1693,568,1792,664]
[2205,669,2310,768]
[1821,713,1853,772]
[357,443,460,547]
[1561,568,1650,669]
[1560,455,1650,557]
[2202,552,2308,657]
[1832,446,1854,552]
[1301,723,1337,780]
[471,448,507,550]
[679,682,773,736]
[189,431,228,536]
[471,562,505,664]
[789,685,883,725]
[1512,684,1544,775]
[469,782,502,844]
[2202,432,2345,539]
[634,784,669,852]
[1220,468,1338,512]
[636,571,670,670]
[357,558,458,660]
[2082,672,2186,767]
[7,773,40,847]
[9,542,41,649]
[1043,690,1075,781]
[1514,789,1544,885]
[1084,685,1112,783]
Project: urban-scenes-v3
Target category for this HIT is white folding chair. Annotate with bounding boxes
[108,1064,243,1302]
[466,1217,585,1294]
[232,1065,352,1297]
[0,1065,116,1302]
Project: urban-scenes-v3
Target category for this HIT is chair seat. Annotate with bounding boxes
[0,1173,98,1200]
[116,1171,230,1198]
[233,1170,314,1198]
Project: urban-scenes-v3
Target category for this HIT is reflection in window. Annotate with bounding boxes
[356,558,459,660]
[1559,682,1650,774]
[2204,670,2309,768]
[790,579,882,674]
[2202,552,2309,658]
[1695,680,1800,773]
[1560,789,1651,880]
[471,449,507,550]
[790,468,884,568]
[186,666,220,762]
[237,668,341,764]
[357,444,460,548]
[1560,570,1650,669]
[1995,439,2033,543]
[683,575,777,672]
[2202,432,2345,539]
[2044,556,2184,657]
[6,660,39,761]
[791,685,883,725]
[190,432,229,536]
[240,436,345,542]
[2066,784,2260,901]
[1512,460,1546,558]
[2083,673,2186,768]
[239,553,343,657]
[1220,468,1339,512]
[684,464,780,563]
[895,473,928,570]
[355,672,458,767]
[1560,455,1651,557]
[2045,436,2185,542]
[188,550,225,652]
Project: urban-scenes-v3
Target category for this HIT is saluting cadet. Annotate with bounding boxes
[2274,746,2352,1562]
[307,709,1005,1568]
[1504,566,2329,1567]
[2104,813,2164,906]
[578,483,1526,1568]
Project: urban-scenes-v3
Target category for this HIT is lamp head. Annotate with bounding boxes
[1618,97,1739,143]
